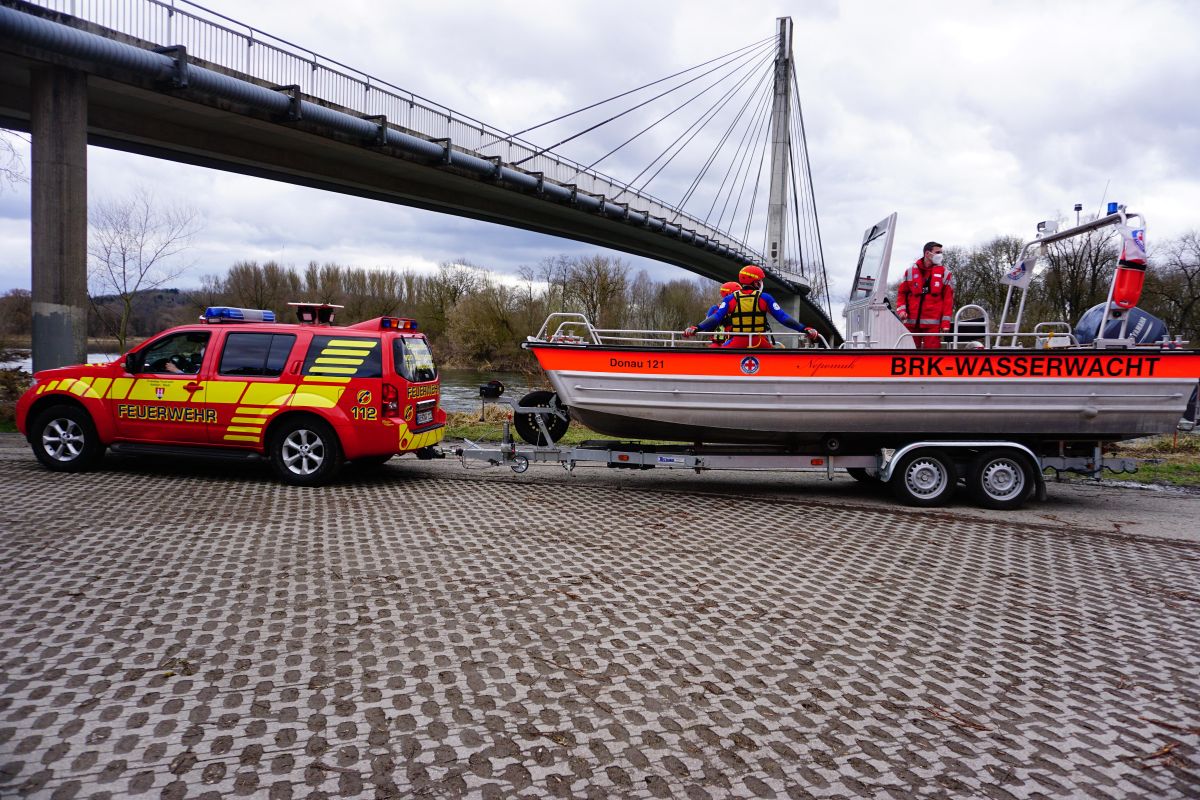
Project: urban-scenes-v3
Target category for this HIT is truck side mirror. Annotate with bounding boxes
[125,352,141,374]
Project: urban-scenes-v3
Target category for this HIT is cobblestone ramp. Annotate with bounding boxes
[1,458,1199,799]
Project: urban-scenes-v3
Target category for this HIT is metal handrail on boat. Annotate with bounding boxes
[531,313,600,344]
[1032,322,1079,348]
[892,328,1090,350]
[951,304,990,349]
[530,314,830,349]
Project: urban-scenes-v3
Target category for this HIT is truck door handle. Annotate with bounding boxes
[186,382,203,393]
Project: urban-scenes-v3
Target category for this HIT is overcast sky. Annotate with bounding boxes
[2,0,1198,324]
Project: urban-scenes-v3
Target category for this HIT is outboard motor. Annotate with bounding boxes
[1073,303,1167,345]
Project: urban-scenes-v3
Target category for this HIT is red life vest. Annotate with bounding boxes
[897,261,955,327]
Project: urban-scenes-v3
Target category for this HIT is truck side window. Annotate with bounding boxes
[302,336,382,379]
[219,333,296,377]
[139,331,211,375]
[394,337,438,382]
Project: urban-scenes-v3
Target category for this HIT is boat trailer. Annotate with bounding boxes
[454,390,1141,511]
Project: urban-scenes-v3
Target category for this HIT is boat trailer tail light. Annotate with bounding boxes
[382,384,400,417]
[811,458,825,466]
[617,454,630,462]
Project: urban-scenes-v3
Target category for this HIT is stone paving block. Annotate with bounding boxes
[1,453,1199,798]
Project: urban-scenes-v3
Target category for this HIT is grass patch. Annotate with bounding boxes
[1117,460,1200,487]
[1104,434,1200,486]
[0,368,32,433]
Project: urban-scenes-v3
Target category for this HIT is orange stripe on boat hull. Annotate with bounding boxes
[527,346,1200,381]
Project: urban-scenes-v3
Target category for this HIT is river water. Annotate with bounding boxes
[0,352,543,414]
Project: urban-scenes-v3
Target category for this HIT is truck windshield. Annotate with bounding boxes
[395,337,437,382]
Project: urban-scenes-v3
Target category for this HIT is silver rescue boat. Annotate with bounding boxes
[521,208,1200,447]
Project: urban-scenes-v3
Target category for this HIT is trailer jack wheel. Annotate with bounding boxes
[510,455,530,473]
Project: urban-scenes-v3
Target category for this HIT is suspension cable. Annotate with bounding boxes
[628,50,774,199]
[478,35,775,151]
[671,58,775,217]
[511,39,775,167]
[791,63,831,315]
[740,100,774,248]
[579,46,774,179]
[710,80,775,229]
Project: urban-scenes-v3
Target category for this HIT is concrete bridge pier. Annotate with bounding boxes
[30,66,88,372]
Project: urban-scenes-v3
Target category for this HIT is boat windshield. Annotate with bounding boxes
[850,222,892,303]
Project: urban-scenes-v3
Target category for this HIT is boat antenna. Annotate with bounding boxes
[1096,179,1111,218]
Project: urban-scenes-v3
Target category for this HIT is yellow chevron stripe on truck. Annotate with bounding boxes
[396,421,444,451]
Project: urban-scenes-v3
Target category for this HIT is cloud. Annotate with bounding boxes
[2,0,1198,334]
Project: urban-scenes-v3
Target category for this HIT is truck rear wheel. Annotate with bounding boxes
[969,449,1035,510]
[890,449,955,507]
[269,417,343,486]
[30,404,104,472]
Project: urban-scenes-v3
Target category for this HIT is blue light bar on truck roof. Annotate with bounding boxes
[380,317,418,330]
[203,307,275,323]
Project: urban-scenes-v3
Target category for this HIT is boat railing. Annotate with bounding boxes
[531,314,831,349]
[891,326,1089,350]
[1032,322,1080,348]
[531,313,601,344]
[593,328,832,349]
[951,304,991,349]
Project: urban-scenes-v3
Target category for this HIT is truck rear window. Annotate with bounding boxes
[302,336,382,379]
[394,337,437,382]
[219,333,296,377]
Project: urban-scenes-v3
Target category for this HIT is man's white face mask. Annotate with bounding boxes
[931,253,944,266]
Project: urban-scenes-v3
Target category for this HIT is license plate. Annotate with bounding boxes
[416,410,433,425]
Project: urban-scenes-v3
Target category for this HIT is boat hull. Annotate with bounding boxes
[527,344,1200,445]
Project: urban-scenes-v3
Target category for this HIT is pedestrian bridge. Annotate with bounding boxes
[0,0,839,369]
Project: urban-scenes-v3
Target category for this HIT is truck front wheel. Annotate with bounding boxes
[30,404,104,473]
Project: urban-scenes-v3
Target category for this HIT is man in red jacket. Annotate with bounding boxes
[896,241,955,349]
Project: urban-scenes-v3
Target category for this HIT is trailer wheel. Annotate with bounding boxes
[514,391,570,445]
[890,449,955,507]
[969,449,1035,510]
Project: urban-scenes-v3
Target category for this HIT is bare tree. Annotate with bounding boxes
[88,192,201,350]
[1143,231,1200,344]
[949,236,1026,320]
[224,261,302,314]
[0,288,33,353]
[0,130,29,193]
[562,255,630,328]
[421,260,488,339]
[1041,230,1118,325]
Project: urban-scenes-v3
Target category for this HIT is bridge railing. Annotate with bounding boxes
[31,0,767,265]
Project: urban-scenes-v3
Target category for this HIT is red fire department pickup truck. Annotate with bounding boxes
[15,304,445,485]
